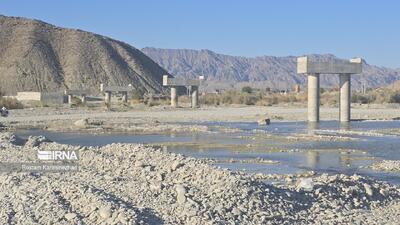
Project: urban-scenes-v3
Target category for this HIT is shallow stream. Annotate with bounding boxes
[16,120,400,184]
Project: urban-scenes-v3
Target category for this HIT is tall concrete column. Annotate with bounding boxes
[122,91,128,103]
[307,122,319,135]
[68,94,73,107]
[191,86,199,108]
[171,87,178,107]
[339,74,351,122]
[105,91,111,104]
[80,95,86,104]
[308,73,320,122]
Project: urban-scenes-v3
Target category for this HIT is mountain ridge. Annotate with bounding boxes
[142,47,400,91]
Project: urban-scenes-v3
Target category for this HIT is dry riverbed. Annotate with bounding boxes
[1,105,400,131]
[0,132,400,224]
[1,105,399,142]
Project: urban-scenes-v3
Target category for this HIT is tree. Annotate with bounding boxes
[241,86,253,94]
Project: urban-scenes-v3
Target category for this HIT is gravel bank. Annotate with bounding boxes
[0,132,400,224]
[370,160,400,172]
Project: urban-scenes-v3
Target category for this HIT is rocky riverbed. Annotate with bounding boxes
[0,132,400,224]
[370,160,400,172]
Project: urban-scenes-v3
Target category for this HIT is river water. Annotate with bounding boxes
[16,120,400,184]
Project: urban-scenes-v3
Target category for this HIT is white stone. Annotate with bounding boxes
[176,184,187,204]
[296,178,314,191]
[364,184,374,197]
[64,213,77,221]
[171,161,184,171]
[99,207,112,219]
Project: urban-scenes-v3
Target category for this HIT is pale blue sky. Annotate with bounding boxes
[1,0,399,68]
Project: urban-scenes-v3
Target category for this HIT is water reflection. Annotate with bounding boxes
[340,151,352,167]
[307,122,320,135]
[340,122,351,131]
[306,151,319,168]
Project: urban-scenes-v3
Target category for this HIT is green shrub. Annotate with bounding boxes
[389,92,400,103]
[243,94,259,105]
[199,87,400,106]
[241,86,253,94]
[351,93,372,104]
[131,89,143,100]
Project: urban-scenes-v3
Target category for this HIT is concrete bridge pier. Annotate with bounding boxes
[80,95,87,104]
[121,91,128,103]
[67,94,73,107]
[340,121,351,130]
[307,122,320,135]
[163,75,202,108]
[191,86,198,108]
[105,91,111,104]
[297,57,362,123]
[65,90,89,106]
[339,74,351,122]
[308,73,320,122]
[171,87,178,107]
[100,84,134,105]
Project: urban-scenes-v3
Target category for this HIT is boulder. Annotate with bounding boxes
[176,184,187,204]
[74,118,89,128]
[171,161,184,171]
[364,183,374,197]
[296,178,314,191]
[99,207,112,219]
[258,118,271,126]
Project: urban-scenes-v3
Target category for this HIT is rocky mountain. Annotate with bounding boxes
[142,47,400,91]
[0,15,169,95]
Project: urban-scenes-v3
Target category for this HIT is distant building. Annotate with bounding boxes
[16,92,64,105]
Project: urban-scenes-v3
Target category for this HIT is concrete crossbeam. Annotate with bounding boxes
[100,83,134,92]
[163,75,201,87]
[297,57,362,74]
[102,86,135,92]
[64,90,89,96]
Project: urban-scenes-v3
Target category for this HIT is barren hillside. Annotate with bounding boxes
[0,15,169,95]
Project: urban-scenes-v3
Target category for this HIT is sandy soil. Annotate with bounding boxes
[1,132,400,224]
